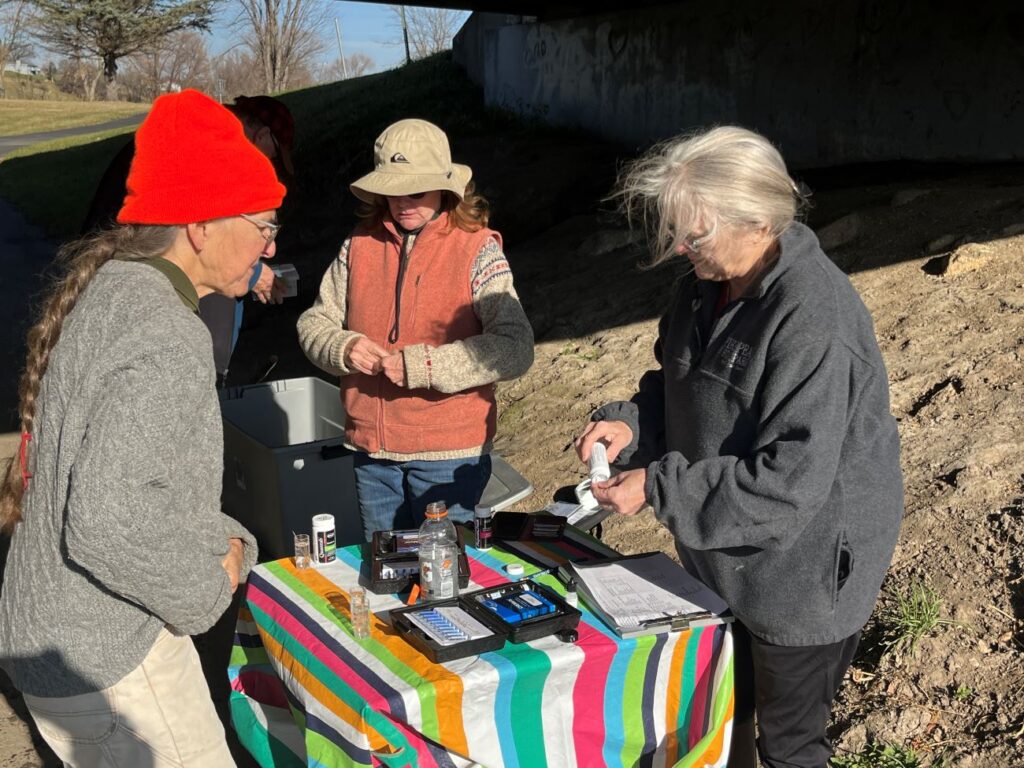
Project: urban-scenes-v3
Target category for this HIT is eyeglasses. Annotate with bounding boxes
[238,213,281,245]
[680,231,714,254]
[388,191,428,201]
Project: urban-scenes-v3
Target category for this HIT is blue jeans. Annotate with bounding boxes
[352,453,492,542]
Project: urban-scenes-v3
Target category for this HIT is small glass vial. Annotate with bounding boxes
[293,533,311,569]
[564,578,578,608]
[349,587,371,640]
[474,504,493,550]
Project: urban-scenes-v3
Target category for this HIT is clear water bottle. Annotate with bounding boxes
[418,501,459,601]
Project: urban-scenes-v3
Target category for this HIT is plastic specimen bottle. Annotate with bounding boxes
[474,504,493,550]
[418,502,459,600]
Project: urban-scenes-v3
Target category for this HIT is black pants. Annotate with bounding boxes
[729,624,860,768]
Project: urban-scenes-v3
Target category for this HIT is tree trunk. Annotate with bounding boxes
[103,53,118,82]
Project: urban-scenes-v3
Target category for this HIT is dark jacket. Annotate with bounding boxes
[596,222,903,645]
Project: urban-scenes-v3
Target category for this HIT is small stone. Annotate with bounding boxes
[891,188,932,206]
[927,234,957,253]
[816,213,861,250]
[577,229,640,257]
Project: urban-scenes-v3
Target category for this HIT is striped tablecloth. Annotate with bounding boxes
[229,530,734,767]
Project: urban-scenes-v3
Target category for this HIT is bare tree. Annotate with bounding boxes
[233,0,327,93]
[32,0,215,83]
[54,55,104,100]
[0,0,34,97]
[388,6,466,61]
[121,30,212,101]
[210,48,263,102]
[322,51,372,82]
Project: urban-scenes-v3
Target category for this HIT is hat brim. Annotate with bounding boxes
[350,163,472,204]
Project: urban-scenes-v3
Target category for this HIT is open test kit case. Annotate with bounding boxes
[369,527,472,594]
[389,579,582,663]
[490,512,566,542]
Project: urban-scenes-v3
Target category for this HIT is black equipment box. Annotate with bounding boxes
[490,511,566,542]
[390,579,581,663]
[369,527,471,594]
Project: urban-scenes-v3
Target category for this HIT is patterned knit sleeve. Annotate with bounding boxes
[404,237,534,392]
[297,238,363,376]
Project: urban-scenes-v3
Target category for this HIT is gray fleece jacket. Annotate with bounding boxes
[595,222,903,645]
[0,260,257,697]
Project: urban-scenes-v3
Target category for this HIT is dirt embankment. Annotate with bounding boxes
[493,167,1024,767]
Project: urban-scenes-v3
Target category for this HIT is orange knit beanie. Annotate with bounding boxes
[117,89,286,225]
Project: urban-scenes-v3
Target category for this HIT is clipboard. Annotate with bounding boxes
[567,552,733,638]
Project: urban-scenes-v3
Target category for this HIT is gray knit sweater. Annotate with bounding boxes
[0,260,257,697]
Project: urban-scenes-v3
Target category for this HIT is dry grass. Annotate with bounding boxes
[0,99,147,137]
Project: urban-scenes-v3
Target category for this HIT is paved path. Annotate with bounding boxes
[0,113,142,159]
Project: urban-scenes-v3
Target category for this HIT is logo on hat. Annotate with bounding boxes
[391,152,409,163]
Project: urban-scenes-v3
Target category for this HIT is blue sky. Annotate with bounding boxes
[211,2,469,75]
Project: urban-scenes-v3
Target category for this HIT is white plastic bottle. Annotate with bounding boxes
[418,502,459,601]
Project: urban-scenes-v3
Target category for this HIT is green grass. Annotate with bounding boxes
[953,683,973,701]
[0,128,135,237]
[830,742,921,768]
[0,99,146,136]
[881,580,953,658]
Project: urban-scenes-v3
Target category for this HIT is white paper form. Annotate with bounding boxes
[571,553,730,629]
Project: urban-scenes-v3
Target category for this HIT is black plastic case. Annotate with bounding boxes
[390,579,582,663]
[490,512,566,541]
[369,527,471,594]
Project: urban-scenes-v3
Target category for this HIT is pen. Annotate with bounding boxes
[638,611,714,627]
[525,564,572,587]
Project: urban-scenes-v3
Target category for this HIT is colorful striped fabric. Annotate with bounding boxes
[229,540,734,768]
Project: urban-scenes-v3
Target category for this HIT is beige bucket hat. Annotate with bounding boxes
[350,119,472,203]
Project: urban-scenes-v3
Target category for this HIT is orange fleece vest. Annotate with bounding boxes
[342,213,499,454]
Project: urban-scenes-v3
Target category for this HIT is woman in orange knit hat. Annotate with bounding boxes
[298,119,534,542]
[0,89,285,767]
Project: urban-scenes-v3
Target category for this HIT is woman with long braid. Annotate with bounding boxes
[0,90,285,767]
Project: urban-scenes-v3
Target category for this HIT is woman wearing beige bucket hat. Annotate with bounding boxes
[299,119,534,540]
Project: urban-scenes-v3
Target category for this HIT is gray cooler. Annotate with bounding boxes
[219,376,533,560]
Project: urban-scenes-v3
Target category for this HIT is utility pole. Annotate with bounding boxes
[334,18,349,79]
[399,5,411,65]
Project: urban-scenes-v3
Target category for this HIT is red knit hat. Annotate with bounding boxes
[117,89,286,225]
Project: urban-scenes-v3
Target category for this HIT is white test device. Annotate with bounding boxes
[589,442,610,483]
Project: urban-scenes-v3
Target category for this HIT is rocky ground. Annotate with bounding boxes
[2,156,1022,765]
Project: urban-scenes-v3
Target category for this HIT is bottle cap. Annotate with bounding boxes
[311,513,335,530]
[474,504,492,518]
[504,563,524,577]
[425,502,448,519]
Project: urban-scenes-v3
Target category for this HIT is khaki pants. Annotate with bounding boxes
[23,627,236,768]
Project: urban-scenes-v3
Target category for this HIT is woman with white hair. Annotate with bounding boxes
[575,126,903,768]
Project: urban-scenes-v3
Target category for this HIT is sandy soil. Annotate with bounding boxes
[1,157,1022,766]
